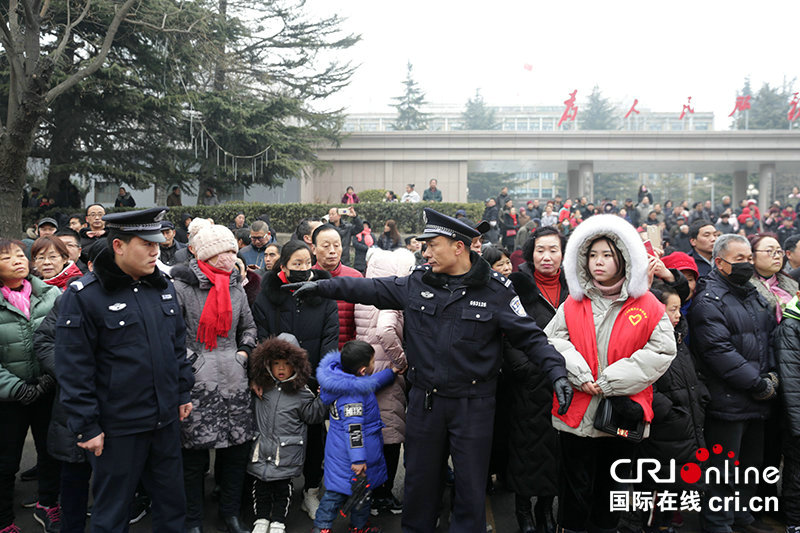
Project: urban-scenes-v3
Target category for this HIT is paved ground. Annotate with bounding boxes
[11,432,787,533]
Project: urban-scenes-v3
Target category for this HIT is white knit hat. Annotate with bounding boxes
[189,218,237,261]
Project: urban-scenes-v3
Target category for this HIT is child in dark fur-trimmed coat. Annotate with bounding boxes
[247,333,327,533]
[313,341,397,533]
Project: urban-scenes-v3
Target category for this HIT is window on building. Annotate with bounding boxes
[94,182,119,204]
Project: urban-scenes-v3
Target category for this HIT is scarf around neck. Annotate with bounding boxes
[1,279,32,319]
[196,260,233,350]
[44,262,82,291]
[760,273,793,322]
[592,276,626,300]
[534,269,562,308]
[357,228,374,248]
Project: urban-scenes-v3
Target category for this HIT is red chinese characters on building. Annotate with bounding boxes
[558,90,579,127]
[728,95,751,117]
[788,93,800,123]
[625,99,640,119]
[679,97,695,120]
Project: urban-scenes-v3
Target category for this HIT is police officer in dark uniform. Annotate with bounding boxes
[288,208,573,533]
[55,207,194,532]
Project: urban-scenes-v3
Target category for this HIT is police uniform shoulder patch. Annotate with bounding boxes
[70,280,84,291]
[413,264,430,272]
[510,295,527,317]
[343,403,363,417]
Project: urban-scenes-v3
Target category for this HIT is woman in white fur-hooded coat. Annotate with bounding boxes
[543,214,676,532]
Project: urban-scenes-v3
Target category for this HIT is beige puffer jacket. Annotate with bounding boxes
[354,248,416,444]
[544,215,676,438]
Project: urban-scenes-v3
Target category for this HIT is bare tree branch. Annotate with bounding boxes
[46,0,138,103]
[50,0,91,62]
[38,0,50,18]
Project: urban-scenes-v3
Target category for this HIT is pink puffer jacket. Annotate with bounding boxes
[354,248,416,444]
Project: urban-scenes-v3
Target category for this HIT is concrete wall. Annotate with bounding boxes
[303,160,468,203]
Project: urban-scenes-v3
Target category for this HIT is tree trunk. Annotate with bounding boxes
[213,0,228,91]
[45,92,81,206]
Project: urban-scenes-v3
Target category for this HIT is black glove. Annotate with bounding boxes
[751,377,776,401]
[282,281,320,299]
[553,377,573,415]
[14,383,41,406]
[762,372,779,391]
[36,374,55,395]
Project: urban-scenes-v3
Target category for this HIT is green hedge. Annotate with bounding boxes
[23,202,485,234]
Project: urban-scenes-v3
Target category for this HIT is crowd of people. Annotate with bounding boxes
[2,182,800,533]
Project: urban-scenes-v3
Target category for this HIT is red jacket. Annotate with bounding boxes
[315,262,363,348]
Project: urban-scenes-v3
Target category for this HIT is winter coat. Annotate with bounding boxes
[172,261,258,449]
[114,193,136,207]
[316,351,394,495]
[689,249,713,279]
[314,262,362,349]
[544,214,677,438]
[376,233,402,251]
[159,240,186,267]
[247,337,327,482]
[34,297,87,463]
[773,297,800,437]
[688,269,777,421]
[166,192,182,207]
[354,249,416,444]
[637,317,709,466]
[351,233,373,274]
[251,270,339,373]
[0,276,59,400]
[422,188,442,202]
[198,192,220,206]
[504,262,568,497]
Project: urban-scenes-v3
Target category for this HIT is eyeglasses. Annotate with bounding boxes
[754,249,784,258]
[87,212,104,218]
[34,254,63,263]
[250,235,268,242]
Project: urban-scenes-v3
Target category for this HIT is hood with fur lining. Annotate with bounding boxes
[562,214,649,301]
[316,350,388,404]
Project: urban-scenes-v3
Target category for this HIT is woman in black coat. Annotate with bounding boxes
[250,240,339,516]
[505,226,568,533]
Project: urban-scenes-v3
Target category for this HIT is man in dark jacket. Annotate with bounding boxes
[158,221,186,266]
[286,208,572,532]
[688,234,778,533]
[326,206,361,267]
[689,220,716,278]
[55,208,194,532]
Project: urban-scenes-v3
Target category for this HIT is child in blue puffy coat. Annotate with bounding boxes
[313,340,397,533]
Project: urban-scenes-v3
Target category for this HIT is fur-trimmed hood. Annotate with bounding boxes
[249,335,313,392]
[316,351,389,404]
[562,214,649,301]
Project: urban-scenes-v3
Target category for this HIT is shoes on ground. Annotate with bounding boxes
[301,487,321,521]
[33,503,61,533]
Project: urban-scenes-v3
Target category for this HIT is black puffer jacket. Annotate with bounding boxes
[251,270,339,374]
[638,317,709,464]
[34,297,87,463]
[774,298,800,438]
[687,269,777,421]
[504,263,568,497]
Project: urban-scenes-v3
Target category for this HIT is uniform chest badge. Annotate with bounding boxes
[420,291,434,299]
[470,300,487,308]
[161,293,173,301]
[108,303,127,311]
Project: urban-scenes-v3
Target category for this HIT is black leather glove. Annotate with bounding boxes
[751,377,776,401]
[36,374,55,395]
[553,377,573,415]
[282,281,320,299]
[14,382,42,406]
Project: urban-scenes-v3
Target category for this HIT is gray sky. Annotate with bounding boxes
[310,0,798,130]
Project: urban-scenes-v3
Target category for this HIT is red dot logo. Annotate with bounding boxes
[727,451,735,459]
[680,463,702,484]
[712,444,723,454]
[696,448,709,462]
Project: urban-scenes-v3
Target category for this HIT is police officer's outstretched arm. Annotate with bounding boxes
[284,275,407,310]
[499,290,572,414]
[55,286,104,449]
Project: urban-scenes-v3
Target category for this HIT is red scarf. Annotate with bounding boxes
[357,228,374,247]
[196,260,233,350]
[44,262,82,291]
[551,291,664,427]
[534,269,562,309]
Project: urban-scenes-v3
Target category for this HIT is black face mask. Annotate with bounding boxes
[287,269,311,283]
[723,260,754,286]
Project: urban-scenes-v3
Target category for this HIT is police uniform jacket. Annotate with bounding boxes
[315,252,567,398]
[55,248,194,442]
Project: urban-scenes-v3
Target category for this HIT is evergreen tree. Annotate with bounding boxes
[580,85,617,130]
[392,62,428,131]
[747,81,798,130]
[460,89,499,130]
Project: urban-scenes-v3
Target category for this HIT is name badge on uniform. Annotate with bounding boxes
[420,291,434,299]
[161,293,173,301]
[470,300,487,308]
[108,303,127,311]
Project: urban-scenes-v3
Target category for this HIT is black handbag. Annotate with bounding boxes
[593,397,646,442]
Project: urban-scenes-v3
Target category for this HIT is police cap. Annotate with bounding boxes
[416,207,481,245]
[103,207,168,243]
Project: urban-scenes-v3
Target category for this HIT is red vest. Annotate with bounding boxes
[551,291,664,428]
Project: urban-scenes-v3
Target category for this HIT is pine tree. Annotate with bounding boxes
[748,81,797,130]
[392,62,429,131]
[460,89,499,130]
[580,85,617,130]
